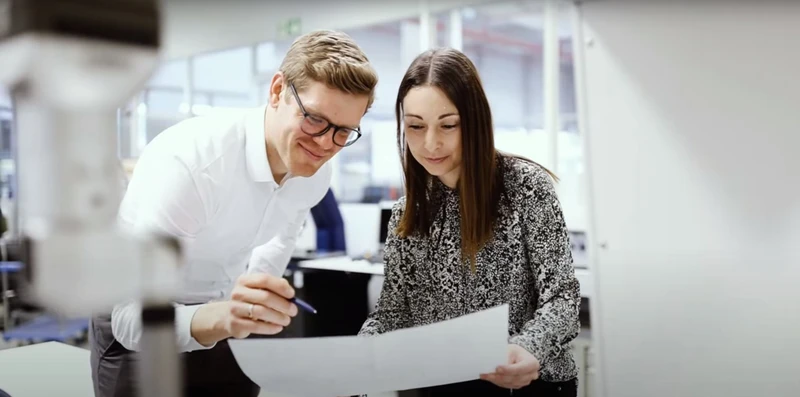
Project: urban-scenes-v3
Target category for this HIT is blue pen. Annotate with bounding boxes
[290,297,317,314]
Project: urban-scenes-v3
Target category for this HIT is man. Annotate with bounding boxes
[89,30,378,397]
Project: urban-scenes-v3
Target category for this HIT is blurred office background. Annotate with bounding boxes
[113,0,589,269]
[6,0,796,396]
[112,0,588,232]
[0,0,588,242]
[0,2,595,395]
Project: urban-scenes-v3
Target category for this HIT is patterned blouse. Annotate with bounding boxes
[358,155,581,382]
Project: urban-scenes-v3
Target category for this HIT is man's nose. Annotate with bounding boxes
[312,131,335,150]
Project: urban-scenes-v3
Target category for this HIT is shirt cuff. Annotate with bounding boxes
[174,304,217,352]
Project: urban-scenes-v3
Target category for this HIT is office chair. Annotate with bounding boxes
[309,188,346,253]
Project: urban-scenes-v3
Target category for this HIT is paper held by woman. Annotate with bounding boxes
[229,304,509,396]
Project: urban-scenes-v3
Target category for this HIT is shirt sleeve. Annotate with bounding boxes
[112,150,214,353]
[111,301,210,353]
[358,203,413,336]
[508,167,581,367]
[246,208,308,277]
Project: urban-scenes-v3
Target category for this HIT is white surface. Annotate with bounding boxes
[230,305,509,397]
[300,257,593,298]
[574,268,592,299]
[339,203,382,258]
[370,120,403,186]
[294,213,317,253]
[0,87,11,108]
[298,257,385,275]
[575,2,800,397]
[0,342,92,397]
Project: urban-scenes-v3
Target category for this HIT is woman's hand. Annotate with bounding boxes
[480,344,541,389]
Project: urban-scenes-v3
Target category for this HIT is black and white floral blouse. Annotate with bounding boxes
[358,155,581,382]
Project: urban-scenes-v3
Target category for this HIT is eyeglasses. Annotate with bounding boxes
[289,83,362,147]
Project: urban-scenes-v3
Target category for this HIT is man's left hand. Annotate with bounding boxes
[480,344,541,389]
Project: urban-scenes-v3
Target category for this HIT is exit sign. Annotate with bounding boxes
[277,17,302,38]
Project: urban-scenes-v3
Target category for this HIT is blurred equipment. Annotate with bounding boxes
[0,1,181,397]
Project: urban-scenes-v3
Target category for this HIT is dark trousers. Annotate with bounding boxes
[89,314,259,397]
[410,377,578,397]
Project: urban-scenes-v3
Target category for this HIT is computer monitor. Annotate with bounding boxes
[378,207,392,246]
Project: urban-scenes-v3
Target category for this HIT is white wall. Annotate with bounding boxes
[576,1,800,396]
[0,87,10,108]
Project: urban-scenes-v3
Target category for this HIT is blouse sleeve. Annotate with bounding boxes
[508,166,582,367]
[358,202,414,336]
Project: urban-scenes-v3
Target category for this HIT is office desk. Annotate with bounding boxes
[298,257,384,275]
[298,257,593,299]
[286,258,374,337]
[0,342,92,397]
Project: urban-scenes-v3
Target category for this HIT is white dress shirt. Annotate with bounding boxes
[111,106,332,352]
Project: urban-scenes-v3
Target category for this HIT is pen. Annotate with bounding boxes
[290,297,317,314]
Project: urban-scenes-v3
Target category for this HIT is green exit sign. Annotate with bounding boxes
[277,17,302,38]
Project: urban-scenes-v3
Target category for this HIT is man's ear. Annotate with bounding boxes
[268,72,285,109]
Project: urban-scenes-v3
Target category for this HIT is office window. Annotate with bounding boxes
[333,21,406,203]
[459,0,586,231]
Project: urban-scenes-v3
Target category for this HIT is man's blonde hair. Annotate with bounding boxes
[279,30,378,110]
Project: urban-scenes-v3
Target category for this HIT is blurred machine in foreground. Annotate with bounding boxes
[0,1,182,396]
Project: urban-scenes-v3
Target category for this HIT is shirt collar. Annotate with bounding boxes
[245,106,276,183]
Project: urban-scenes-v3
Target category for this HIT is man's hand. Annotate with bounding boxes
[479,344,541,389]
[191,273,299,346]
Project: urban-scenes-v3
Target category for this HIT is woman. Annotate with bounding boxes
[357,47,581,396]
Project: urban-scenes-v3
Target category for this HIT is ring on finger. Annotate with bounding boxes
[248,303,255,319]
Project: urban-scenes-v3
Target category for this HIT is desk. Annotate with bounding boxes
[298,257,593,299]
[0,342,92,397]
[288,258,374,337]
[298,257,384,275]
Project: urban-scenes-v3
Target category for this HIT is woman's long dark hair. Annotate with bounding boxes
[395,48,557,271]
[395,48,555,271]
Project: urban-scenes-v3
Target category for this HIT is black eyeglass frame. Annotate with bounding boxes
[289,83,362,147]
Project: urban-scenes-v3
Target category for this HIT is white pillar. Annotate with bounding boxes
[134,92,147,156]
[401,20,420,67]
[543,0,560,173]
[250,44,260,106]
[418,0,437,51]
[183,56,194,117]
[449,9,463,51]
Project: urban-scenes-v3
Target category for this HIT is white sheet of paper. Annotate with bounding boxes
[229,304,509,397]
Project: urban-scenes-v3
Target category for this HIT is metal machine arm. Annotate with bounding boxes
[0,1,181,396]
